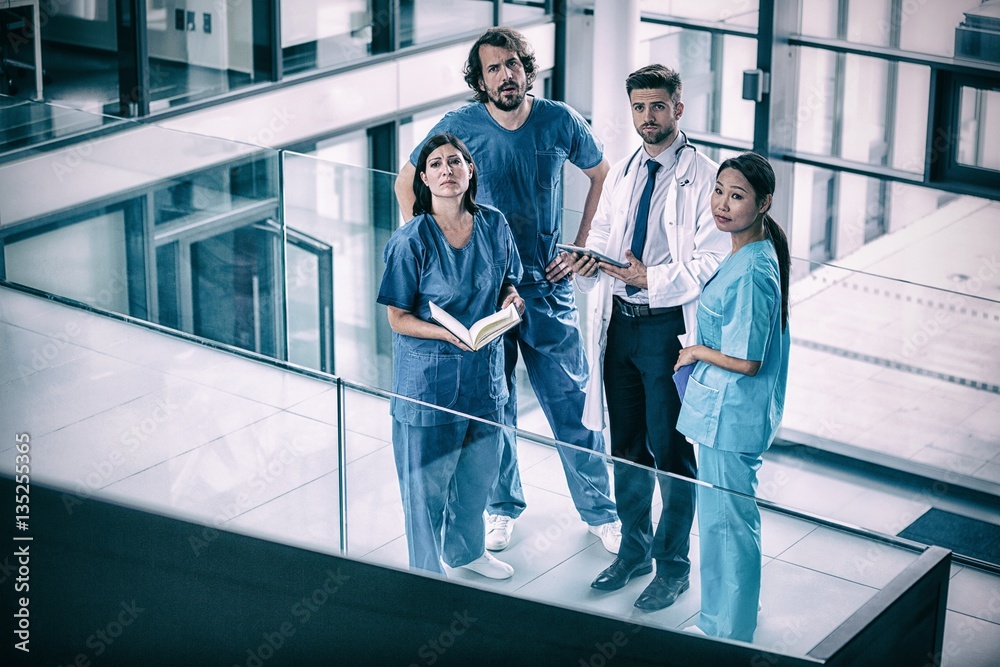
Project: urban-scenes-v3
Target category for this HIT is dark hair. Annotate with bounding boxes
[625,64,683,105]
[717,152,790,331]
[463,26,537,104]
[412,133,479,216]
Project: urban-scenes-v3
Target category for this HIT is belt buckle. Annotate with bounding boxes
[618,298,639,317]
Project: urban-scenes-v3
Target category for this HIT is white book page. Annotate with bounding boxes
[467,303,520,348]
[429,302,520,350]
[429,302,473,348]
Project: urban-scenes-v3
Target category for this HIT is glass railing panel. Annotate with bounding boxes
[0,115,284,359]
[0,95,132,157]
[0,276,941,660]
[281,150,397,386]
[5,104,992,517]
[0,282,344,558]
[340,383,925,656]
[783,255,1000,494]
[561,194,998,497]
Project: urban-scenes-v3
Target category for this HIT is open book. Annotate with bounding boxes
[556,243,629,268]
[429,301,521,351]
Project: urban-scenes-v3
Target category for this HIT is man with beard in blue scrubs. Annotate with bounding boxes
[395,26,621,555]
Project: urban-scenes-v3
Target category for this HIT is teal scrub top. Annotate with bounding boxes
[377,206,522,426]
[676,240,789,452]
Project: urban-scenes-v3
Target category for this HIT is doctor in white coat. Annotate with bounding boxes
[565,64,729,611]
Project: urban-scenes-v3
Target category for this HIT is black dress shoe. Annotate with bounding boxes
[590,558,653,591]
[634,574,690,611]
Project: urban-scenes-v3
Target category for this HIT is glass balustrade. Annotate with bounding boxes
[0,103,968,660]
[1,102,996,498]
[0,279,940,659]
[338,385,928,656]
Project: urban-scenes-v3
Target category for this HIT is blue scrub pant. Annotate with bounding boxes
[392,410,502,575]
[696,445,764,642]
[488,283,618,526]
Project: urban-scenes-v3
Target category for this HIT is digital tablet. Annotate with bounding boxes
[556,244,629,269]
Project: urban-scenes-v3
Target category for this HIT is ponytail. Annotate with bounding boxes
[717,152,789,330]
[763,214,790,331]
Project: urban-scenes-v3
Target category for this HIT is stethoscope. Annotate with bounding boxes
[622,130,697,185]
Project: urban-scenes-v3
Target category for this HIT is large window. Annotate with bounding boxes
[640,0,759,29]
[957,86,1000,172]
[1,0,552,127]
[641,26,757,144]
[282,0,374,75]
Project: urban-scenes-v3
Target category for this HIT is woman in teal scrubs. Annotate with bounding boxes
[377,133,524,579]
[674,152,790,641]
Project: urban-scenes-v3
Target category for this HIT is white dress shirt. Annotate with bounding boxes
[613,133,683,304]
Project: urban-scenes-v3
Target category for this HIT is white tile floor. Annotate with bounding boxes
[4,285,999,664]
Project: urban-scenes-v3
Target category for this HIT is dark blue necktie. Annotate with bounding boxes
[626,159,661,296]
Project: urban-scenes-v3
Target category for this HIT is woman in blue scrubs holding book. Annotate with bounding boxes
[377,133,524,579]
[674,152,791,641]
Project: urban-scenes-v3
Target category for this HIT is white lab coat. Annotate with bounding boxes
[578,144,731,430]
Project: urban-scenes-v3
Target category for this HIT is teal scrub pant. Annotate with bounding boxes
[392,410,503,575]
[695,445,764,642]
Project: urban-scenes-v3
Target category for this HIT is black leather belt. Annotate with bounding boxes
[613,296,682,318]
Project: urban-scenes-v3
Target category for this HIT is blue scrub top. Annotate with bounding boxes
[377,206,523,426]
[676,241,790,452]
[410,98,603,298]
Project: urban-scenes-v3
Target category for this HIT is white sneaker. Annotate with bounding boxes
[459,552,514,580]
[589,520,622,554]
[485,514,514,551]
[683,625,707,635]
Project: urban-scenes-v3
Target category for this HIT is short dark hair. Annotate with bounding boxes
[625,64,683,105]
[463,26,537,104]
[412,133,479,217]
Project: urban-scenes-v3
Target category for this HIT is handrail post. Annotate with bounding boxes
[337,378,349,554]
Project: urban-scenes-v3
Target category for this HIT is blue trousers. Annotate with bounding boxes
[696,445,764,642]
[392,411,502,575]
[488,284,617,526]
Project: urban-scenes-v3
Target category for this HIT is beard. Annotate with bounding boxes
[638,124,675,146]
[487,82,526,111]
